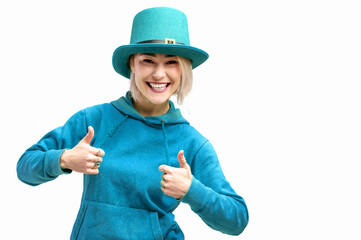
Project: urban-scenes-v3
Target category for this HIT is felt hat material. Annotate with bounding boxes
[112,7,209,78]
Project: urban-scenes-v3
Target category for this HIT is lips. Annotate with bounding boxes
[146,82,171,93]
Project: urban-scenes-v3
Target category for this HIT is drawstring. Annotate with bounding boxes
[161,120,170,166]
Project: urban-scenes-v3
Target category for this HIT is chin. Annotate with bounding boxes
[147,95,170,105]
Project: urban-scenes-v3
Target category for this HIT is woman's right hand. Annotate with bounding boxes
[60,126,105,174]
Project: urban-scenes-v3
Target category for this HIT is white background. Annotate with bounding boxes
[1,0,360,239]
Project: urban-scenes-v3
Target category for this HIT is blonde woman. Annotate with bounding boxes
[17,7,248,239]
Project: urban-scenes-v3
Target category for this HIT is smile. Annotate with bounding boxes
[147,82,171,93]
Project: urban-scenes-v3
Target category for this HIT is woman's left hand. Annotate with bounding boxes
[159,150,192,200]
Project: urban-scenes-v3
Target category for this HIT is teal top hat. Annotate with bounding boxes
[112,7,209,79]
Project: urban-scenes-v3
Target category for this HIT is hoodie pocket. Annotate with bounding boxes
[72,201,163,240]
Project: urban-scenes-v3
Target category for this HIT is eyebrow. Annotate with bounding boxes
[141,53,175,58]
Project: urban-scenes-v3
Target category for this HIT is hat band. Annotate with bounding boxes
[137,39,185,45]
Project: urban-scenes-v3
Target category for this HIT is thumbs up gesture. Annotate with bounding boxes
[159,150,192,199]
[60,126,105,174]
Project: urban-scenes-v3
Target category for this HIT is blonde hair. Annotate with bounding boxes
[129,55,193,105]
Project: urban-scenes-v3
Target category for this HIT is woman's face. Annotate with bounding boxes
[131,53,181,106]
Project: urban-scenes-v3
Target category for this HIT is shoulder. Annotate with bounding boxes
[85,102,125,121]
[173,123,212,159]
[85,102,118,115]
[177,122,207,142]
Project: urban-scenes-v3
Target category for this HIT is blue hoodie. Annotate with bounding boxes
[17,92,248,239]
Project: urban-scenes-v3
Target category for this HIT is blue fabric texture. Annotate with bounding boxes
[17,92,248,239]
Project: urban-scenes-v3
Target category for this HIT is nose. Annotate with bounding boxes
[153,64,166,79]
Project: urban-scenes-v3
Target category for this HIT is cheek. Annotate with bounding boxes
[133,60,152,76]
[169,68,182,85]
[133,69,150,86]
[133,74,146,91]
[170,75,181,90]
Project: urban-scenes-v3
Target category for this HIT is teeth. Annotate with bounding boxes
[149,83,168,89]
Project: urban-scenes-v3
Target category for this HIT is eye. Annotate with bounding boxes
[142,59,154,64]
[166,60,178,65]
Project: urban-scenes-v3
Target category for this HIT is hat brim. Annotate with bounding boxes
[112,43,209,79]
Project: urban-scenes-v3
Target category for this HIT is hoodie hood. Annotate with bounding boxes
[111,92,189,126]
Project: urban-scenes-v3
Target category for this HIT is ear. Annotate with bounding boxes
[128,54,135,73]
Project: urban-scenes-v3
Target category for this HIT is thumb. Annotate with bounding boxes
[81,126,94,145]
[178,150,190,169]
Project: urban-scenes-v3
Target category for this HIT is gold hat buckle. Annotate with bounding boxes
[164,38,176,44]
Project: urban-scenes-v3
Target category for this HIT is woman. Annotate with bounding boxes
[17,7,248,239]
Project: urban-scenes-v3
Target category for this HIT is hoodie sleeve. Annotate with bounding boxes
[180,140,249,235]
[17,109,88,186]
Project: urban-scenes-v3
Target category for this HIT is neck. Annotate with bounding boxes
[133,99,170,117]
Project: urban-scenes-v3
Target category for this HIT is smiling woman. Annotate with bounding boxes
[16,6,248,240]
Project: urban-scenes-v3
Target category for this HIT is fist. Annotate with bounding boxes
[159,150,192,199]
[60,126,105,174]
